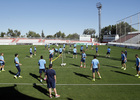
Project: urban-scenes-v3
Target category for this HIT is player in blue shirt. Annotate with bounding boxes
[106,47,111,57]
[59,47,63,57]
[91,43,94,49]
[49,48,54,64]
[124,49,127,61]
[135,54,140,78]
[45,64,60,98]
[121,51,127,70]
[30,46,33,58]
[90,55,101,81]
[55,48,58,55]
[0,53,5,72]
[80,45,84,54]
[48,44,50,50]
[73,47,77,58]
[34,46,37,56]
[74,44,76,48]
[14,53,22,79]
[80,50,86,68]
[96,46,99,55]
[38,55,46,82]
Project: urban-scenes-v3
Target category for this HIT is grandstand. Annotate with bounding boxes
[115,32,140,44]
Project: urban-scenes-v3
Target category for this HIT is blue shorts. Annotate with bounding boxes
[81,59,85,63]
[0,62,5,66]
[136,66,140,71]
[73,53,77,55]
[59,52,62,54]
[92,68,98,73]
[30,52,32,55]
[49,54,53,58]
[106,52,110,54]
[47,80,56,88]
[39,69,46,74]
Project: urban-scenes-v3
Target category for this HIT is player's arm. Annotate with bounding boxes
[98,63,100,69]
[54,75,56,83]
[0,59,4,62]
[139,62,140,67]
[44,64,46,69]
[15,61,22,65]
[90,64,93,70]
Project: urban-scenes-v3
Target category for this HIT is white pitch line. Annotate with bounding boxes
[0,83,140,86]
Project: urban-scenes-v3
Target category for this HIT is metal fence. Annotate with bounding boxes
[116,12,140,44]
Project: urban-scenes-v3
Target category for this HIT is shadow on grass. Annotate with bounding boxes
[73,72,91,80]
[9,70,16,75]
[29,73,40,81]
[33,83,50,97]
[0,84,41,100]
[67,97,73,100]
[70,63,79,67]
[103,64,120,69]
[111,70,134,76]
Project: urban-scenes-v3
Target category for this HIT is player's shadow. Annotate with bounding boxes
[70,63,79,67]
[66,55,73,58]
[0,84,41,100]
[9,70,16,75]
[26,55,30,58]
[33,83,50,97]
[103,64,120,69]
[29,73,40,81]
[111,70,134,76]
[73,72,91,80]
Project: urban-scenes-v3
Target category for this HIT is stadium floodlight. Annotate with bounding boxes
[96,2,102,42]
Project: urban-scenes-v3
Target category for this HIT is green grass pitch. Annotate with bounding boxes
[0,45,140,100]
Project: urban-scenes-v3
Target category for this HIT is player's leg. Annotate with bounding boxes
[123,63,126,70]
[52,82,60,98]
[138,67,140,78]
[80,61,83,67]
[92,68,95,81]
[83,62,86,68]
[96,69,101,78]
[121,60,124,69]
[2,62,5,71]
[39,69,43,82]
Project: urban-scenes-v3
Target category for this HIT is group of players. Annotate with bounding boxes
[0,43,140,98]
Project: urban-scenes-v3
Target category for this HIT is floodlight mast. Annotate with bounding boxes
[96,2,102,43]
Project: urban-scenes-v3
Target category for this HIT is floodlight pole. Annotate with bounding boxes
[96,2,102,43]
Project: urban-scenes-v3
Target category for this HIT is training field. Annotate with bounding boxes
[0,45,140,100]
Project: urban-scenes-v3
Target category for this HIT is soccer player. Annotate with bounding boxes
[34,46,37,56]
[135,54,140,78]
[80,45,84,54]
[80,50,86,68]
[74,43,76,48]
[63,44,65,50]
[124,49,127,61]
[14,53,22,79]
[59,47,63,57]
[73,47,77,58]
[48,44,50,50]
[95,46,99,56]
[0,53,5,72]
[91,43,94,49]
[55,48,58,55]
[86,43,88,50]
[121,51,127,70]
[30,46,33,58]
[106,47,111,57]
[45,44,47,49]
[38,55,46,82]
[45,64,60,98]
[49,48,54,64]
[90,55,101,81]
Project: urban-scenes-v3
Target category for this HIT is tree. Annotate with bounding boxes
[46,35,53,38]
[26,31,40,38]
[54,31,65,38]
[41,30,45,38]
[0,32,6,37]
[7,29,15,37]
[14,30,21,37]
[83,28,96,37]
[66,33,79,39]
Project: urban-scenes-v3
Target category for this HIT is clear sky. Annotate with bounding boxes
[0,0,140,36]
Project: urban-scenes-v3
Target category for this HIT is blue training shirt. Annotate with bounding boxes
[96,47,98,51]
[38,59,46,69]
[14,57,19,66]
[73,48,77,53]
[136,57,140,66]
[34,47,36,51]
[59,48,63,53]
[121,53,126,61]
[91,59,99,68]
[107,48,111,52]
[49,50,54,55]
[30,48,32,53]
[0,56,4,63]
[80,46,83,50]
[82,53,86,60]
